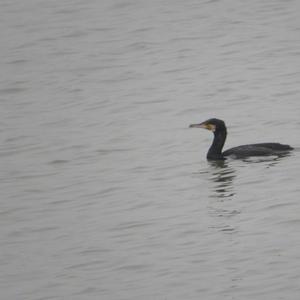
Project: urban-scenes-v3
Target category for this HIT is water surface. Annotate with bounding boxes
[1,0,300,299]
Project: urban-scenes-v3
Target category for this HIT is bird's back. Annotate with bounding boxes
[223,143,293,158]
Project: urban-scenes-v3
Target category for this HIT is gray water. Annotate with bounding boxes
[1,0,300,299]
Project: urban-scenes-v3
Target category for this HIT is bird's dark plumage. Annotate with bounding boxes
[189,118,293,160]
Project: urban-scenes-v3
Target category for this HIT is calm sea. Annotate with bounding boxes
[1,0,300,299]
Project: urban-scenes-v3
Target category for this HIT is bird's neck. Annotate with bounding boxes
[207,130,227,160]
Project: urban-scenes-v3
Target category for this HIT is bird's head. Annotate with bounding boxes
[189,118,226,133]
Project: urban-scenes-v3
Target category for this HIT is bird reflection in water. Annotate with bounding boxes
[207,160,239,233]
[206,153,292,233]
[208,160,236,200]
[241,150,293,167]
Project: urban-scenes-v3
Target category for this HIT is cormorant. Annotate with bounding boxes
[189,118,293,160]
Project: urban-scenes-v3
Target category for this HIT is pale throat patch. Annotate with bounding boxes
[206,124,216,132]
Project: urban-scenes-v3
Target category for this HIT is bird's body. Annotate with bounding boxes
[190,118,293,160]
[223,143,292,158]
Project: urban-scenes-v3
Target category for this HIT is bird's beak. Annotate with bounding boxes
[189,122,216,132]
[189,123,206,128]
